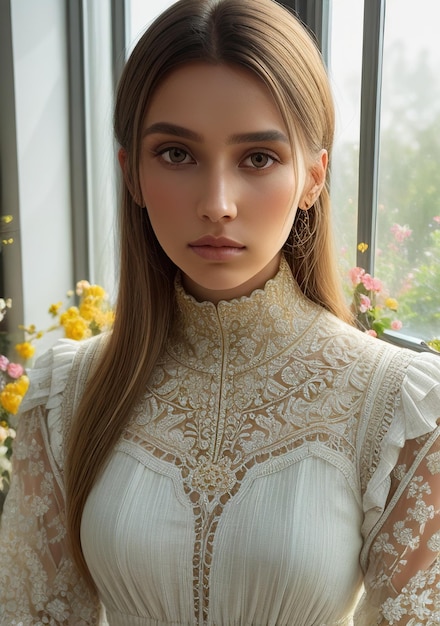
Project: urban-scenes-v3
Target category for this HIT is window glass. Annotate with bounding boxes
[328,0,364,286]
[376,0,440,341]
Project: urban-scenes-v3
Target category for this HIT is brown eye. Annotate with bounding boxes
[165,148,189,163]
[157,147,194,165]
[250,153,270,168]
[242,152,276,169]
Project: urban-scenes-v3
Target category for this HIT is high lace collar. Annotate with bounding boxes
[167,257,323,371]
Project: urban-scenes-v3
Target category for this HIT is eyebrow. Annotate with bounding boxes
[228,130,289,144]
[143,122,201,141]
[143,122,289,144]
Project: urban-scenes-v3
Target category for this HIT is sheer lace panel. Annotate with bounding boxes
[363,428,440,625]
[0,407,101,625]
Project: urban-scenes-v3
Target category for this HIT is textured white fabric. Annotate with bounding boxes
[1,258,440,625]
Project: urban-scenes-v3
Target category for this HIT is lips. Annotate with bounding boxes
[188,235,245,261]
[189,235,245,248]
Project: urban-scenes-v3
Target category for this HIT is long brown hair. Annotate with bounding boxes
[66,0,352,587]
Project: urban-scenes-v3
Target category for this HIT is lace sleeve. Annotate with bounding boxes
[0,402,104,625]
[0,338,105,625]
[0,405,102,625]
[356,428,440,625]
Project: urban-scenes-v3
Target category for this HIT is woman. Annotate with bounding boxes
[1,0,440,624]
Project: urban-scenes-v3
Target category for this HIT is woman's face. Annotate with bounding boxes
[134,62,326,303]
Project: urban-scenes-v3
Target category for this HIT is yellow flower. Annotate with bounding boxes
[357,242,369,253]
[60,306,80,326]
[15,375,30,397]
[48,301,63,316]
[100,310,115,328]
[84,285,106,299]
[0,389,23,415]
[88,309,115,334]
[79,300,99,321]
[63,317,91,341]
[15,341,35,360]
[0,425,7,443]
[385,297,399,311]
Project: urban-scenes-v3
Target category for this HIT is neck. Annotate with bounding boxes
[181,254,283,304]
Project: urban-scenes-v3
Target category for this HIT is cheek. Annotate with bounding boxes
[140,175,189,226]
[266,165,299,206]
[253,177,298,232]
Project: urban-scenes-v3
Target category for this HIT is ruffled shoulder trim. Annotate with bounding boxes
[362,351,440,540]
[400,352,440,438]
[18,335,107,471]
[19,338,81,415]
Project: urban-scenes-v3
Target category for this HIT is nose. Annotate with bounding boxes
[196,166,238,222]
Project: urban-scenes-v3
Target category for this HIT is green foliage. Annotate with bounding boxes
[428,338,440,352]
[399,230,440,338]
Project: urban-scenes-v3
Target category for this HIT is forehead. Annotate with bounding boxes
[143,62,289,136]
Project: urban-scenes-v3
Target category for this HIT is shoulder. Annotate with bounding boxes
[19,338,82,415]
[314,309,440,428]
[362,345,440,457]
[360,349,440,539]
[20,333,107,415]
[393,349,440,437]
[313,307,410,372]
[19,333,108,466]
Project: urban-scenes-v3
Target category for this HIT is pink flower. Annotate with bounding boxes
[390,223,412,243]
[349,266,365,286]
[0,355,9,371]
[433,216,440,224]
[359,294,371,313]
[7,362,24,379]
[361,273,383,292]
[391,320,403,331]
[365,329,378,338]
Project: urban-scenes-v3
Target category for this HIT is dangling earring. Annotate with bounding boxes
[283,207,309,256]
[294,207,313,247]
[289,202,319,263]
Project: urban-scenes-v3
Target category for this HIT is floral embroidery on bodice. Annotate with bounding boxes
[126,259,367,466]
[116,258,407,624]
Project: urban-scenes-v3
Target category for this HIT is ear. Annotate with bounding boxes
[299,149,328,210]
[118,147,144,206]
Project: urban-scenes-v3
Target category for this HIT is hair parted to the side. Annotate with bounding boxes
[66,0,353,588]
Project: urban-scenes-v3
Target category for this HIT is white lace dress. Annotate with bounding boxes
[1,259,440,626]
